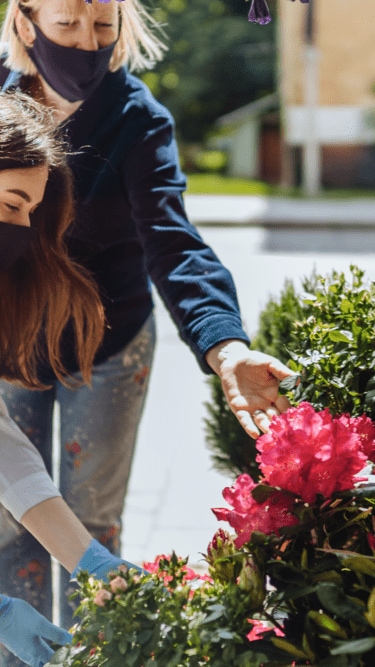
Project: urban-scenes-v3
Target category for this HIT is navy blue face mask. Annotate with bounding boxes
[0,221,36,273]
[26,22,117,103]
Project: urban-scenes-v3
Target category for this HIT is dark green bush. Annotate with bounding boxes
[205,265,375,478]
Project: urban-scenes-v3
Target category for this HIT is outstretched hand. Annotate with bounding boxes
[205,341,296,438]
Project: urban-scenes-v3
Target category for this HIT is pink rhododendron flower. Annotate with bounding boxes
[346,413,375,462]
[247,619,285,642]
[256,403,368,504]
[212,474,298,547]
[93,588,112,606]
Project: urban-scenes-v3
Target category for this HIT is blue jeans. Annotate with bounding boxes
[0,315,155,664]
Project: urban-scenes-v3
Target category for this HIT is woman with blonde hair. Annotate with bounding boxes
[0,88,138,667]
[0,0,293,643]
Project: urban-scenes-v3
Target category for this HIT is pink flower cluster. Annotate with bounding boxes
[143,554,211,588]
[213,403,375,547]
[212,474,298,547]
[257,403,375,503]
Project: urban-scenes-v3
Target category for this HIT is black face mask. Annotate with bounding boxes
[0,221,35,273]
[26,23,117,103]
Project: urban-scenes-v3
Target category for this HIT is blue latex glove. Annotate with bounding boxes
[0,595,71,667]
[71,538,147,581]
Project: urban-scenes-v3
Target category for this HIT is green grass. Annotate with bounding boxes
[185,173,273,195]
[185,173,375,199]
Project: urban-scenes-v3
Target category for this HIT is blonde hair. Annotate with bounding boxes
[0,0,167,74]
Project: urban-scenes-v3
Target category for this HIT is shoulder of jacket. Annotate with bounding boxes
[122,69,174,124]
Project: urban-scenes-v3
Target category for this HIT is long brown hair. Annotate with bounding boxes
[0,90,104,388]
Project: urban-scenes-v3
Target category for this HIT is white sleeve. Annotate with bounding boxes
[0,396,61,522]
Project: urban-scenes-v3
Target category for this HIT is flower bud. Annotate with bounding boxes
[110,576,128,593]
[93,588,112,607]
[237,555,265,610]
[207,529,236,562]
[206,529,237,582]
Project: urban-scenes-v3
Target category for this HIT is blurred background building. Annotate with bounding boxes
[279,0,375,190]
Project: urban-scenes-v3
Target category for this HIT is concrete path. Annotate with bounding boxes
[185,194,375,226]
[121,195,375,570]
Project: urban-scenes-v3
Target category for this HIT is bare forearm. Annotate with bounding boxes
[21,497,92,573]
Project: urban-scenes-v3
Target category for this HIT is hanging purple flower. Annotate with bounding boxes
[248,0,310,25]
[247,0,272,25]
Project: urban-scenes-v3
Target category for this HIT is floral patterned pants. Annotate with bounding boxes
[0,314,155,666]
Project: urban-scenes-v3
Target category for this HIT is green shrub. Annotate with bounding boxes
[205,265,375,478]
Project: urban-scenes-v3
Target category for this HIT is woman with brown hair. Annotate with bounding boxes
[0,89,137,667]
[0,90,103,389]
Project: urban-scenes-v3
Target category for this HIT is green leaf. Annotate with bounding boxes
[318,656,349,667]
[271,637,309,659]
[340,299,354,314]
[118,637,128,655]
[330,637,375,655]
[364,389,375,410]
[105,621,114,642]
[200,603,226,625]
[123,645,141,667]
[365,376,375,392]
[137,628,154,644]
[83,621,103,634]
[343,555,375,577]
[308,610,347,638]
[316,583,367,625]
[278,374,300,393]
[47,647,72,664]
[328,330,353,343]
[334,484,375,500]
[218,629,236,640]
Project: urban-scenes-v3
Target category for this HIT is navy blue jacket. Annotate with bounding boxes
[0,63,250,375]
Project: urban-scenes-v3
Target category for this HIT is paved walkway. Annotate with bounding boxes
[121,195,375,570]
[184,194,375,226]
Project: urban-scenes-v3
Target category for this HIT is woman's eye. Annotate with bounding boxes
[6,204,20,212]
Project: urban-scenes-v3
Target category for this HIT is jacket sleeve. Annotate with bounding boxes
[123,110,250,373]
[0,397,60,523]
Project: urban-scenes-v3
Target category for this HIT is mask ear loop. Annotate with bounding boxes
[118,6,122,38]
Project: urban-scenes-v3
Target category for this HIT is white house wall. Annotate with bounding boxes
[285,106,375,146]
[228,119,260,178]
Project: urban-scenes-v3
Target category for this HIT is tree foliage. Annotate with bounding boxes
[145,0,278,141]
